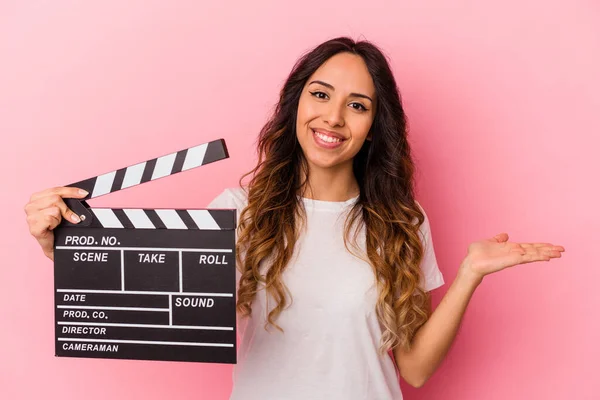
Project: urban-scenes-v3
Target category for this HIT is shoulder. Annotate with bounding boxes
[414,200,433,244]
[414,200,428,219]
[207,186,249,210]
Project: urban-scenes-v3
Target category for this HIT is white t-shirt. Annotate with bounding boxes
[208,187,445,400]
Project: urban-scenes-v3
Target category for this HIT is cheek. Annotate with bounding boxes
[350,118,373,142]
[297,97,316,123]
[296,100,317,139]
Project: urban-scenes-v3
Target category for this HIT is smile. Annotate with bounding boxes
[311,129,346,149]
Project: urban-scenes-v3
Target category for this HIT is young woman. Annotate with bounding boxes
[25,37,564,399]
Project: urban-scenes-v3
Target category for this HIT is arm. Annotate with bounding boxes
[394,233,564,388]
[393,265,481,388]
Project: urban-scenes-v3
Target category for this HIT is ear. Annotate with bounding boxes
[366,132,373,141]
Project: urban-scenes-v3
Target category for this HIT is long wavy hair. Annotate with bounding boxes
[236,36,430,354]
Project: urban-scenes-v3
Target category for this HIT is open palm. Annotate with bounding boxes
[464,233,565,278]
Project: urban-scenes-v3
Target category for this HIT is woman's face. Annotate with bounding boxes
[296,52,376,172]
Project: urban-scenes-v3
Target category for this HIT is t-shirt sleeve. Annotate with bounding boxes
[208,188,238,210]
[416,202,445,292]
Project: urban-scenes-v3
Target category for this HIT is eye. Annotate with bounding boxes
[309,91,369,112]
[309,91,328,100]
[350,102,367,112]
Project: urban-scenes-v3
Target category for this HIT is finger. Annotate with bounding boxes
[535,245,564,254]
[518,258,550,265]
[518,252,552,264]
[519,242,561,249]
[27,194,82,224]
[519,243,565,252]
[29,186,88,203]
[29,208,61,260]
[28,207,62,238]
[520,248,562,262]
[54,197,83,224]
[26,194,68,214]
[540,249,563,258]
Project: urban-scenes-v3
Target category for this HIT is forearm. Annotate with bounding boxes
[394,263,482,387]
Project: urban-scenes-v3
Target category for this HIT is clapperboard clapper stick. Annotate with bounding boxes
[53,138,237,364]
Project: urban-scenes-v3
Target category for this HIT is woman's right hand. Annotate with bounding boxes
[24,187,89,261]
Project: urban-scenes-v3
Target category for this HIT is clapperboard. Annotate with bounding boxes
[53,138,237,364]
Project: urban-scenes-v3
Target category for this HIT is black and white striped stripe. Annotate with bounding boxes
[87,208,235,230]
[68,139,228,199]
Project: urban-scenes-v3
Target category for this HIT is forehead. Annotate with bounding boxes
[308,52,375,97]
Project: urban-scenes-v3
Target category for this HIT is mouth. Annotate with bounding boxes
[311,128,346,149]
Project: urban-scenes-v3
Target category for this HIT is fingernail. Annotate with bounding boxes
[78,189,89,196]
[71,214,81,223]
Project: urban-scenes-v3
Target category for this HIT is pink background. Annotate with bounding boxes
[1,1,598,399]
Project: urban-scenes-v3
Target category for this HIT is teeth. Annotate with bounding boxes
[314,130,342,143]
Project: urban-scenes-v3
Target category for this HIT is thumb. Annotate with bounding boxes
[493,233,509,243]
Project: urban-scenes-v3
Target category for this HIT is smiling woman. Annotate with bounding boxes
[24,36,565,400]
[219,38,442,399]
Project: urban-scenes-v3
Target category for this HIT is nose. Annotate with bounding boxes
[323,102,345,128]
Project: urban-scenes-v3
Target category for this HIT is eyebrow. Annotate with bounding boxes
[308,80,373,102]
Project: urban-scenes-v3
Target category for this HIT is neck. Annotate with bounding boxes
[300,161,360,202]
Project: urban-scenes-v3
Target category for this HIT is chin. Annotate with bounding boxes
[303,151,347,170]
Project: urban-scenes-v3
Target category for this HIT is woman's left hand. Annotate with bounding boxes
[460,232,565,282]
